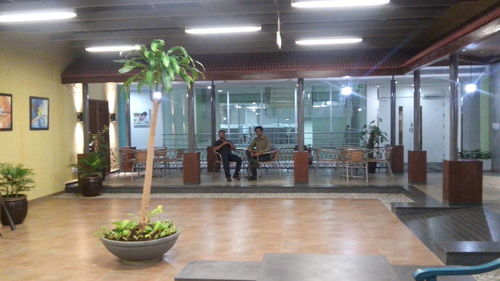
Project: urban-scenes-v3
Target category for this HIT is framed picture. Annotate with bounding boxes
[133,110,150,128]
[30,96,49,130]
[0,93,13,131]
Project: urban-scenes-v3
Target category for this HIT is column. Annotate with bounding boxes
[207,81,219,171]
[408,70,427,183]
[294,78,308,184]
[82,82,90,153]
[443,53,482,204]
[184,82,201,184]
[389,77,404,173]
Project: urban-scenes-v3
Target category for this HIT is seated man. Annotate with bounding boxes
[246,126,272,181]
[213,129,242,182]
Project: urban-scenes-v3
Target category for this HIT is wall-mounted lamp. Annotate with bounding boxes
[77,112,84,122]
[110,113,117,122]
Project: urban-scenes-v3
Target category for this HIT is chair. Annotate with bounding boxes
[257,150,281,175]
[117,147,136,177]
[366,147,393,175]
[314,148,341,171]
[160,149,184,173]
[342,149,368,183]
[132,150,147,177]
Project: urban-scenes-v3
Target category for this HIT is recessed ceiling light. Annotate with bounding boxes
[0,10,76,23]
[85,45,141,53]
[185,26,261,34]
[296,37,362,45]
[292,0,390,8]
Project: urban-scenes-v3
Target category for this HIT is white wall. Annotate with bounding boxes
[130,92,164,149]
[367,81,449,163]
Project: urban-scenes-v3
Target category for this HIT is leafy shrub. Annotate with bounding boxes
[75,153,106,178]
[0,163,35,197]
[100,205,177,241]
[459,149,491,160]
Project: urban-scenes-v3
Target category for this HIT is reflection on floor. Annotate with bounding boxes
[1,197,442,281]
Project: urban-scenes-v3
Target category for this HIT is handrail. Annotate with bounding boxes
[413,258,500,281]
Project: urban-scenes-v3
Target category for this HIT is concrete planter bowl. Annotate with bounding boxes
[100,232,180,264]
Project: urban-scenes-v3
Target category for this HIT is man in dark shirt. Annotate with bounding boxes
[213,130,242,182]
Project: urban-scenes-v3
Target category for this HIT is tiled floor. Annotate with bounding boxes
[0,197,443,281]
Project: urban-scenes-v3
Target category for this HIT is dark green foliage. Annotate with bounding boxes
[0,163,35,197]
[76,153,106,178]
[360,119,388,149]
[459,149,491,160]
[100,205,177,241]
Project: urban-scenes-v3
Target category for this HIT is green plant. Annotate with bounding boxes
[0,163,35,197]
[100,205,177,241]
[360,119,388,149]
[116,39,204,226]
[76,153,106,178]
[459,149,491,160]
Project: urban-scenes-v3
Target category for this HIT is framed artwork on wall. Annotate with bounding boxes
[30,96,49,130]
[0,93,13,131]
[133,109,151,128]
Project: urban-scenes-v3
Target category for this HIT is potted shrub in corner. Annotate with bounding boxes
[98,39,203,263]
[0,163,35,225]
[76,153,106,197]
[360,119,388,173]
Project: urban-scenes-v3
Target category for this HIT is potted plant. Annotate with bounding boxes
[99,205,179,264]
[0,163,35,225]
[459,149,492,171]
[76,153,106,197]
[360,119,388,173]
[99,39,203,263]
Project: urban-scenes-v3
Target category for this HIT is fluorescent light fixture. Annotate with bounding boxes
[185,26,261,34]
[292,0,390,8]
[342,76,351,79]
[341,86,353,96]
[153,91,162,100]
[296,37,362,45]
[0,10,76,23]
[464,83,477,94]
[85,45,140,53]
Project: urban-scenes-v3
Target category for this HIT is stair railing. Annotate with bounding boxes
[414,258,500,281]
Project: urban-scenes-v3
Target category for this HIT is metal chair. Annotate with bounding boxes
[366,147,393,175]
[257,149,282,175]
[342,149,368,183]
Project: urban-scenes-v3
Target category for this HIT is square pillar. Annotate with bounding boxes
[206,146,220,172]
[183,152,200,184]
[408,151,427,184]
[390,145,404,174]
[443,160,482,204]
[294,152,309,184]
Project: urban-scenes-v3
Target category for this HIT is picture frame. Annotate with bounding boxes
[0,93,13,131]
[30,96,49,130]
[133,109,151,128]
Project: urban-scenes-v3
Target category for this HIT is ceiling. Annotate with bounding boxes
[0,0,497,56]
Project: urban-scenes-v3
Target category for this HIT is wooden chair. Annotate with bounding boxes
[342,149,368,183]
[117,147,136,177]
[132,150,147,178]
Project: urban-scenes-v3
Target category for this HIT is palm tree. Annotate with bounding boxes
[117,39,204,225]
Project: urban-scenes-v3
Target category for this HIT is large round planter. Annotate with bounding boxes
[79,176,102,197]
[100,232,180,264]
[1,195,28,225]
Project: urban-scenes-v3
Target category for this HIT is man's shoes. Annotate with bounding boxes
[246,176,257,181]
[226,176,231,182]
[233,175,241,181]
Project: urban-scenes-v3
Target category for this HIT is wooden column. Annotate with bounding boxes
[409,70,427,184]
[294,78,308,183]
[390,145,404,174]
[442,54,482,204]
[184,83,200,184]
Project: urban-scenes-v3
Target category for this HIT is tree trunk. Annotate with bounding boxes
[139,99,161,225]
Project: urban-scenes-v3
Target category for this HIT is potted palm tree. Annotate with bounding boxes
[76,153,106,197]
[99,39,203,263]
[0,163,35,225]
[360,119,388,173]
